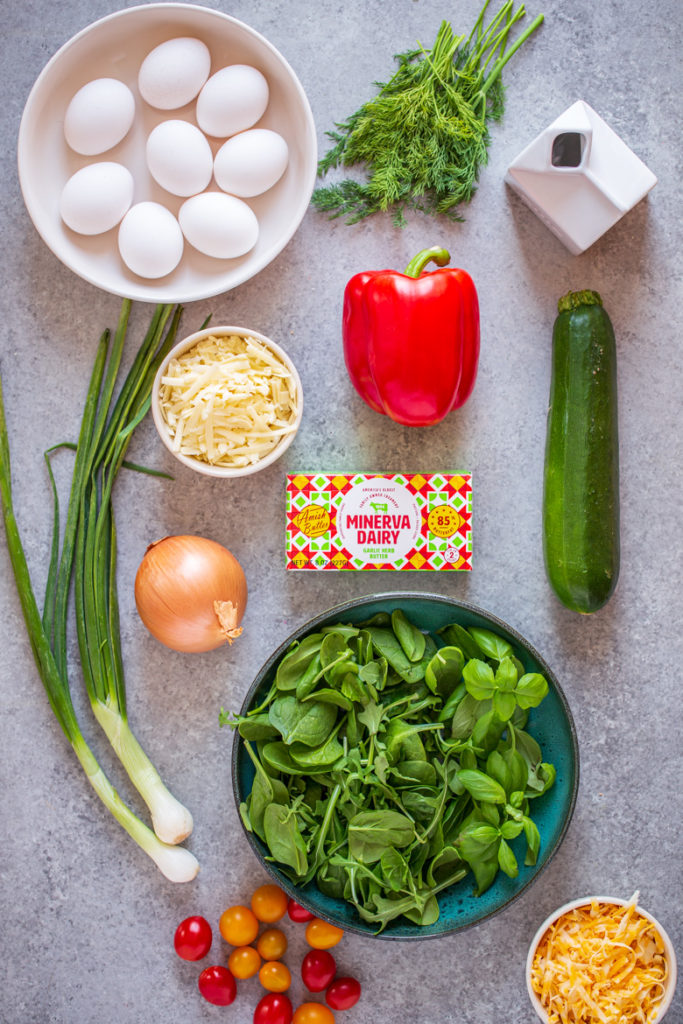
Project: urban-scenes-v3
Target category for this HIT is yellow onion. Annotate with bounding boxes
[135,535,247,653]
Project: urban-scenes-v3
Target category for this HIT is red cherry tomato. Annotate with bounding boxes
[326,976,361,1010]
[254,992,293,1024]
[174,915,212,961]
[301,949,336,992]
[288,898,315,923]
[198,965,236,1006]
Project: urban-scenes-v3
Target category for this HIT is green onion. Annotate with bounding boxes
[0,302,198,881]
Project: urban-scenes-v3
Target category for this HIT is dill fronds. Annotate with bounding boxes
[312,2,544,224]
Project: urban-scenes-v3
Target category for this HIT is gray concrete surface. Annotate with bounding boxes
[1,1,681,1022]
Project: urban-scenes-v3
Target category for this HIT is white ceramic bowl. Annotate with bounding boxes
[151,326,303,478]
[526,896,678,1022]
[18,4,317,302]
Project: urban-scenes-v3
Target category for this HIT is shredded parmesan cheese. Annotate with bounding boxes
[530,895,669,1024]
[158,334,299,468]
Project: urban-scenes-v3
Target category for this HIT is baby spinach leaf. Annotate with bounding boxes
[301,687,353,710]
[357,700,384,736]
[237,713,280,741]
[368,626,415,680]
[321,623,359,640]
[404,892,440,926]
[269,695,337,747]
[348,809,414,863]
[359,657,387,690]
[264,803,308,875]
[451,693,484,739]
[425,646,464,698]
[276,634,324,691]
[393,760,437,786]
[392,608,426,663]
[438,680,467,722]
[380,847,409,892]
[295,655,324,700]
[438,622,481,661]
[290,731,344,769]
[463,659,496,700]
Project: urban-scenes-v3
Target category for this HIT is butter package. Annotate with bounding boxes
[286,473,472,571]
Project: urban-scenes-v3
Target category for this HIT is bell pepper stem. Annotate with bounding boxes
[404,246,451,278]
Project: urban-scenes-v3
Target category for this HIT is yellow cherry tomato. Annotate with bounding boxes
[293,1003,335,1024]
[219,905,259,946]
[258,960,292,993]
[304,918,344,950]
[251,883,288,923]
[227,945,261,979]
[257,927,288,961]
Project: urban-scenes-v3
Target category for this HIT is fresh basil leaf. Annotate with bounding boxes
[499,819,524,840]
[523,817,541,865]
[513,726,542,768]
[462,659,495,700]
[515,672,549,709]
[493,689,517,721]
[468,627,514,662]
[479,801,500,827]
[495,656,518,692]
[486,750,512,793]
[497,838,518,878]
[391,609,426,663]
[456,769,507,804]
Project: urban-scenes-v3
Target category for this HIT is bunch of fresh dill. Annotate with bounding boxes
[312,1,544,225]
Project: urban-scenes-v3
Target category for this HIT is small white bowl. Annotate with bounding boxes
[18,4,317,302]
[526,895,678,1023]
[151,326,303,478]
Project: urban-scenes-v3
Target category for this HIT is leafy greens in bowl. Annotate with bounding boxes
[228,594,578,939]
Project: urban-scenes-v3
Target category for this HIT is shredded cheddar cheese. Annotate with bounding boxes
[530,895,668,1023]
[158,334,299,468]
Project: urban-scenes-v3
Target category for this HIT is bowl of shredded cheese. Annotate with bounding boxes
[152,326,302,477]
[526,893,677,1023]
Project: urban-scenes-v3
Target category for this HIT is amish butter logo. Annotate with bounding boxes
[337,477,421,562]
[292,503,330,538]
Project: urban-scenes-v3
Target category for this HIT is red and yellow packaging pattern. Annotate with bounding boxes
[286,473,472,571]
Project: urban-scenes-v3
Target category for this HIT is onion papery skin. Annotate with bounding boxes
[135,535,247,653]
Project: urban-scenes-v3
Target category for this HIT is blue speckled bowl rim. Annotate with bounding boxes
[231,592,579,941]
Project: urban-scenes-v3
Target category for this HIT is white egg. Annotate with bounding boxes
[214,129,289,198]
[196,65,269,138]
[178,193,259,259]
[118,202,184,278]
[60,162,134,235]
[138,37,211,110]
[64,78,135,156]
[146,120,214,197]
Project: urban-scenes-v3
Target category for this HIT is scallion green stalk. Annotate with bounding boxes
[0,303,198,879]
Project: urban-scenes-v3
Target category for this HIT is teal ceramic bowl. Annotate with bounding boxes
[231,593,579,939]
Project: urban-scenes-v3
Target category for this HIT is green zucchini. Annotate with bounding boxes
[543,290,619,613]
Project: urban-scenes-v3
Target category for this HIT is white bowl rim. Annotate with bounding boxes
[526,895,678,1023]
[17,3,317,303]
[151,325,303,478]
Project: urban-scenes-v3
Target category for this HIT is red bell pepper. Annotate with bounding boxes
[342,246,480,427]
